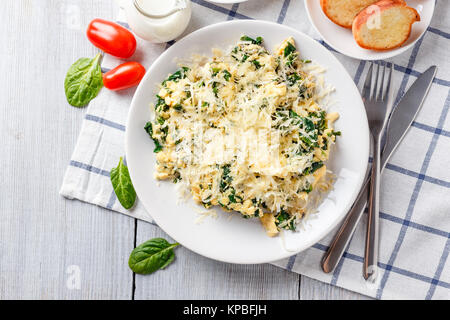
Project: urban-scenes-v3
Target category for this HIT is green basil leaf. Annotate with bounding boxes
[128,238,180,275]
[110,157,136,209]
[64,53,103,107]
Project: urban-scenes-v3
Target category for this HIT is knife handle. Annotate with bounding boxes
[364,139,381,282]
[321,178,369,273]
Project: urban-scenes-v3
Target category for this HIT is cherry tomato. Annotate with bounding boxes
[103,62,146,91]
[87,18,136,59]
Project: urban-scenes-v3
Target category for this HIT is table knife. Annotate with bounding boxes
[321,65,437,274]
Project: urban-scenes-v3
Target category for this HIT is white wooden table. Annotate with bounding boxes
[0,0,370,300]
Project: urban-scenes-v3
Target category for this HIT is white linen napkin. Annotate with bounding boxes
[60,0,450,299]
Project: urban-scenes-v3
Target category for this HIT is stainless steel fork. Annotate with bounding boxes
[362,62,393,282]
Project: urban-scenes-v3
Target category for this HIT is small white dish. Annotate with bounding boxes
[305,0,435,60]
[126,20,369,264]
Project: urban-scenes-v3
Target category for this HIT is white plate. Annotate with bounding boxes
[126,20,369,264]
[305,0,435,60]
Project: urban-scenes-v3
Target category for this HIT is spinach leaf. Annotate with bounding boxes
[275,209,295,231]
[286,54,296,67]
[302,117,315,132]
[298,84,307,98]
[128,238,180,275]
[289,109,299,118]
[223,70,231,81]
[301,135,313,147]
[317,111,327,132]
[212,82,219,98]
[153,142,163,153]
[110,157,136,210]
[157,117,165,125]
[303,161,324,176]
[283,42,296,57]
[162,67,189,85]
[287,73,301,86]
[240,35,263,45]
[228,188,241,204]
[173,104,183,111]
[220,164,232,192]
[303,183,313,193]
[211,67,221,76]
[322,138,329,150]
[332,130,341,136]
[64,53,103,107]
[155,95,167,112]
[251,60,262,69]
[144,122,163,152]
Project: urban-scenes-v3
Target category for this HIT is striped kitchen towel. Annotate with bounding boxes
[60,0,450,299]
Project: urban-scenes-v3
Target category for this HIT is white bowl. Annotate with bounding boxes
[305,0,435,60]
[126,20,369,264]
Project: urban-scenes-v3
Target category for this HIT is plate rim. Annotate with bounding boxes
[304,0,436,61]
[126,19,370,264]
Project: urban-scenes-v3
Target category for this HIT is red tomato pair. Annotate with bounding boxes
[87,18,146,91]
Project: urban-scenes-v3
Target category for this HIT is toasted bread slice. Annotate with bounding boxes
[352,0,420,51]
[320,0,380,28]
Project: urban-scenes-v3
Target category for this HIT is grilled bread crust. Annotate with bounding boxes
[352,0,420,51]
[320,0,380,28]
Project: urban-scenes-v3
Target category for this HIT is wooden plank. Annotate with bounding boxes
[0,0,133,299]
[299,276,372,300]
[133,222,300,300]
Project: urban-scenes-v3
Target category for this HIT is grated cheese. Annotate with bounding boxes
[146,36,340,237]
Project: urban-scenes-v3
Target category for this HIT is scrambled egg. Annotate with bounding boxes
[145,36,340,237]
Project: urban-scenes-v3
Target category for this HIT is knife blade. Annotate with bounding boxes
[381,66,437,166]
[321,65,437,274]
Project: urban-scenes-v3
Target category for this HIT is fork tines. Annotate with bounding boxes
[363,62,393,103]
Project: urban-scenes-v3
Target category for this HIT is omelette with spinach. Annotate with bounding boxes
[144,36,340,237]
